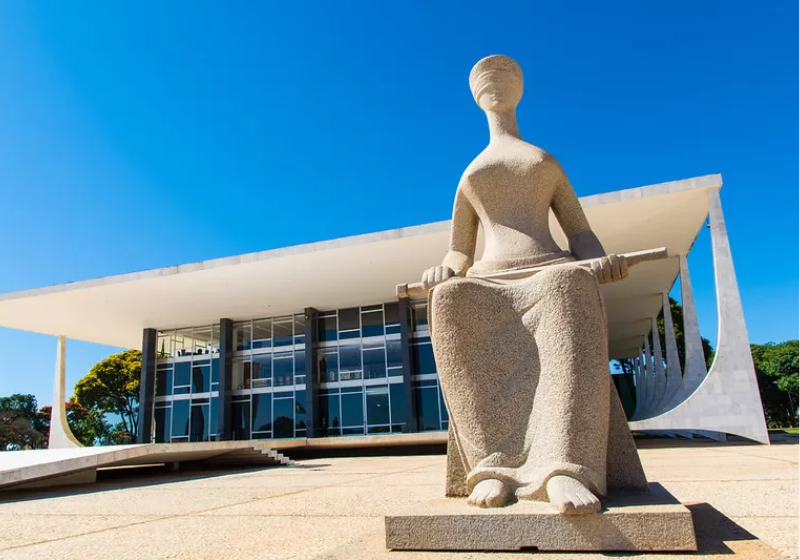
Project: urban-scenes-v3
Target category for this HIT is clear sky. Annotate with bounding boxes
[0,1,797,407]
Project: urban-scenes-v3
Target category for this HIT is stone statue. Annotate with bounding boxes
[420,55,649,513]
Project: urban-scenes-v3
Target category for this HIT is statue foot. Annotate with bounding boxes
[467,478,513,508]
[545,475,601,515]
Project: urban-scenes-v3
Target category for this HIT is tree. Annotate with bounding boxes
[751,340,798,428]
[38,399,113,447]
[74,350,141,440]
[0,394,47,450]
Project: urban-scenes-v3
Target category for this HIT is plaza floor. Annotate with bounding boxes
[0,437,796,560]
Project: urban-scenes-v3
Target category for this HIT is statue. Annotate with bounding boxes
[415,55,650,513]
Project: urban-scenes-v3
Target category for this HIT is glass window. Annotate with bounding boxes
[412,304,428,332]
[211,358,219,385]
[321,392,340,436]
[232,400,251,440]
[211,324,221,354]
[440,388,449,424]
[294,350,306,384]
[361,310,384,338]
[384,303,399,325]
[193,327,213,355]
[174,328,193,357]
[155,406,171,443]
[210,397,218,439]
[339,307,359,332]
[387,339,403,371]
[417,387,441,431]
[174,362,191,388]
[366,385,390,426]
[252,393,272,433]
[273,398,294,438]
[293,314,306,344]
[192,364,210,393]
[273,316,293,347]
[232,357,250,390]
[156,366,172,397]
[363,348,387,379]
[295,390,306,432]
[318,349,338,383]
[390,383,406,428]
[190,402,209,442]
[252,318,272,349]
[413,343,437,375]
[273,353,294,387]
[157,332,173,359]
[234,322,252,352]
[252,354,272,389]
[339,342,362,381]
[318,314,337,342]
[172,399,190,437]
[341,390,364,428]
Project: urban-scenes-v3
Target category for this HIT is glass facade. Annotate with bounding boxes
[149,300,448,443]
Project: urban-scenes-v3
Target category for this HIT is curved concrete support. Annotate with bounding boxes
[631,355,644,421]
[662,255,708,410]
[649,317,667,418]
[48,336,83,449]
[652,293,682,415]
[642,336,656,416]
[629,189,769,444]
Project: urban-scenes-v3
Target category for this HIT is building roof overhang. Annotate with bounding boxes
[0,174,721,359]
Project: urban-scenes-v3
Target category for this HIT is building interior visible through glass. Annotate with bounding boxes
[153,302,448,442]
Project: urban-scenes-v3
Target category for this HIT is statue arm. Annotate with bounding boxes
[551,173,606,260]
[442,187,478,276]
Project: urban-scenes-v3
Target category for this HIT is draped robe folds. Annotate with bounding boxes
[430,258,648,501]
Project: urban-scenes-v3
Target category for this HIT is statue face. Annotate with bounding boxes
[475,70,523,112]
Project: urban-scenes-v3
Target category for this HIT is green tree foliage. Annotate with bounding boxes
[74,350,141,439]
[0,394,47,450]
[37,399,113,447]
[751,340,799,428]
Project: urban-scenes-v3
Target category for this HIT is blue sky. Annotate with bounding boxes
[0,1,796,407]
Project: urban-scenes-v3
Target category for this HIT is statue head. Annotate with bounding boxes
[469,55,523,112]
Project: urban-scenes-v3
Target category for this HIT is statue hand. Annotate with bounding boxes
[421,265,456,291]
[590,254,628,284]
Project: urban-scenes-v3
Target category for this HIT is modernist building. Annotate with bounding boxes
[0,174,769,446]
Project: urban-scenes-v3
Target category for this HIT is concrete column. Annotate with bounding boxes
[650,316,667,415]
[674,254,708,402]
[628,188,769,443]
[398,297,419,432]
[49,336,82,449]
[631,355,645,421]
[303,307,320,438]
[136,328,157,444]
[658,293,683,413]
[641,335,655,417]
[217,319,234,441]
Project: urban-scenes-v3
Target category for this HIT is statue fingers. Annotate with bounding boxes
[434,266,444,284]
[608,254,622,281]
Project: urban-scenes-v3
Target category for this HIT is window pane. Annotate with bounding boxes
[273,316,293,347]
[295,390,306,432]
[155,407,170,443]
[190,403,209,442]
[232,400,251,440]
[390,383,406,427]
[252,319,272,349]
[384,303,399,325]
[175,329,192,357]
[318,314,337,342]
[440,388,449,423]
[363,348,386,379]
[211,358,219,383]
[339,308,359,331]
[417,387,441,431]
[273,398,294,438]
[412,304,428,331]
[339,342,362,381]
[294,350,306,381]
[156,367,172,397]
[361,310,384,338]
[157,333,173,359]
[174,362,191,387]
[211,324,221,354]
[321,393,340,436]
[294,314,306,337]
[413,343,437,375]
[232,357,250,390]
[192,364,210,393]
[252,354,272,389]
[318,349,338,383]
[366,386,389,426]
[387,339,403,370]
[171,399,190,437]
[210,397,218,438]
[273,353,294,388]
[252,393,272,433]
[193,327,213,355]
[234,322,251,351]
[341,391,364,428]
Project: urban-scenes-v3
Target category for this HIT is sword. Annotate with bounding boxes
[396,247,669,299]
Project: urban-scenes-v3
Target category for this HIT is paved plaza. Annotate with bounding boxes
[0,438,796,560]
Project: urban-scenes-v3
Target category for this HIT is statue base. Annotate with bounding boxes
[385,483,696,552]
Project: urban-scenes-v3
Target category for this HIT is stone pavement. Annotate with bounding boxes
[0,437,796,560]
